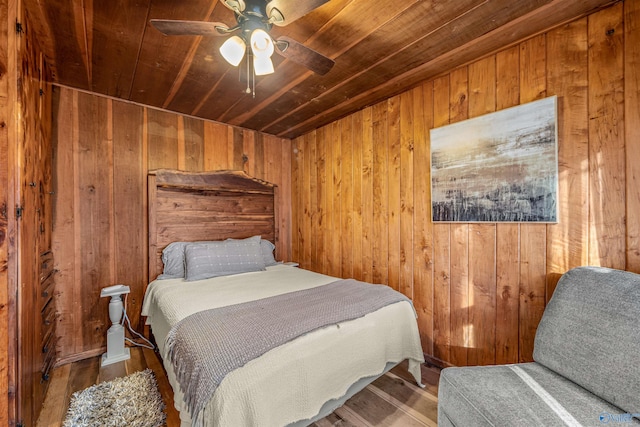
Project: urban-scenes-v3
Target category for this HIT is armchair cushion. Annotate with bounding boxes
[438,362,630,427]
[533,266,640,414]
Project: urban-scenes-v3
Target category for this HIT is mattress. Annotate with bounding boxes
[141,264,425,426]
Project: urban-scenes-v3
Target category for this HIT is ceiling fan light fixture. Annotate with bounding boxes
[152,0,335,95]
[220,35,246,66]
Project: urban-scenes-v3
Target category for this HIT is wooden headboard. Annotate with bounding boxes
[148,169,278,281]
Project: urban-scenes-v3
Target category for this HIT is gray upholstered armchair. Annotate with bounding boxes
[437,266,640,426]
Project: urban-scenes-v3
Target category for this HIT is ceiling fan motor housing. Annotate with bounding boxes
[237,14,272,43]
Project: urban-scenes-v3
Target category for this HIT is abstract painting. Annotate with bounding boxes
[430,95,558,222]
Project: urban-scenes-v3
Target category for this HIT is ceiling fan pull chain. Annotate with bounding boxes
[245,54,251,95]
[252,58,256,99]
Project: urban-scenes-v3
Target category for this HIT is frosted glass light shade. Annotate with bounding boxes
[253,56,275,75]
[250,29,275,75]
[250,29,274,57]
[220,36,246,66]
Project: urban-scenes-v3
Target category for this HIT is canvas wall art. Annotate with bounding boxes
[430,95,558,223]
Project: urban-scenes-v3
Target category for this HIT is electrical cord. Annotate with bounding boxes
[121,293,155,350]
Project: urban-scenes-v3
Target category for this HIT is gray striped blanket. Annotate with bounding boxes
[165,278,412,427]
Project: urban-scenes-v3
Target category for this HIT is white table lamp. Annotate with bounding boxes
[100,284,131,367]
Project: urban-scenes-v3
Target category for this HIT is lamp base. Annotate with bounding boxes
[100,347,131,367]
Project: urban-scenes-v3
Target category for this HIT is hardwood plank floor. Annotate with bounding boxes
[37,348,440,426]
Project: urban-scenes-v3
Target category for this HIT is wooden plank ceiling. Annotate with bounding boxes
[24,0,616,139]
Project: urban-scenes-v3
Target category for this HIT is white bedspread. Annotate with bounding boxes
[141,264,425,426]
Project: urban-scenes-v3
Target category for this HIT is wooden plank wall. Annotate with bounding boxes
[52,88,292,361]
[291,1,640,367]
[0,0,17,423]
[0,1,55,424]
[17,8,55,424]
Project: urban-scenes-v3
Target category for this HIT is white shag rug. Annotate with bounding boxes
[63,369,166,427]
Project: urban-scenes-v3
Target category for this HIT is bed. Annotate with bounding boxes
[141,169,425,427]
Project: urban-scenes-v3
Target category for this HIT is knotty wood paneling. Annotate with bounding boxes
[447,67,469,368]
[303,131,313,273]
[317,126,328,273]
[340,116,354,279]
[112,101,145,359]
[76,93,113,353]
[545,19,589,300]
[360,108,375,283]
[518,33,548,363]
[18,26,41,427]
[329,120,341,278]
[626,0,640,272]
[467,56,497,367]
[399,90,414,300]
[308,130,319,274]
[588,3,625,269]
[0,3,58,423]
[431,75,451,365]
[494,46,521,366]
[291,2,640,367]
[0,0,16,423]
[387,96,401,293]
[371,102,389,286]
[52,88,292,361]
[15,8,56,425]
[412,82,434,359]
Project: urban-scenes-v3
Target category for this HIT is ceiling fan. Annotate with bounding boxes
[150,0,335,78]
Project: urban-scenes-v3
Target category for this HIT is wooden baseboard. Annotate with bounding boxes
[423,353,454,369]
[54,347,106,367]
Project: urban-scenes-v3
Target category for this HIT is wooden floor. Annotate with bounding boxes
[37,347,440,427]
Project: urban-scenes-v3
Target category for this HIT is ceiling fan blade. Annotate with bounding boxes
[266,0,329,26]
[150,19,234,36]
[275,36,334,75]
